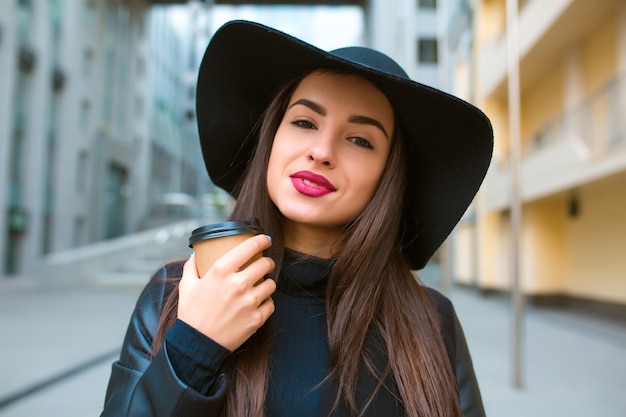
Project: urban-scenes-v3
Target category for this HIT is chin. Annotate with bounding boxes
[273,196,355,229]
[280,209,324,225]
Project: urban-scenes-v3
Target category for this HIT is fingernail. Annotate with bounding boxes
[190,251,195,258]
[266,235,272,244]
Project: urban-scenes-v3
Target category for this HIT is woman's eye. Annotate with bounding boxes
[349,136,373,149]
[292,119,315,129]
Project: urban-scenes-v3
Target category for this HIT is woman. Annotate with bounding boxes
[101,20,493,417]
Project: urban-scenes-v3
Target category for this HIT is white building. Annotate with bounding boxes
[0,0,206,276]
[367,0,443,89]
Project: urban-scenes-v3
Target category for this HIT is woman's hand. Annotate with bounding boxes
[177,234,276,351]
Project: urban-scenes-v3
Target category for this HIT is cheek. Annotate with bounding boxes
[362,176,382,203]
[345,169,381,213]
[266,136,290,195]
[353,159,388,204]
[355,157,386,188]
[267,129,300,172]
[266,149,280,192]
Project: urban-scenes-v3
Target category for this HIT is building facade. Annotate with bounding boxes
[0,0,207,277]
[452,0,626,310]
[0,0,455,278]
[367,0,444,89]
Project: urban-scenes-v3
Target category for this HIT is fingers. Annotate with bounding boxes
[252,276,277,304]
[242,255,275,284]
[212,234,272,274]
[242,284,276,337]
[179,255,200,294]
[175,234,276,352]
[255,293,276,326]
[183,254,199,278]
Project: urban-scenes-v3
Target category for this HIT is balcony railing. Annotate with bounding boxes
[523,72,626,160]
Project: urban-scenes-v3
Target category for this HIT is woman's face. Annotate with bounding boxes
[266,70,394,255]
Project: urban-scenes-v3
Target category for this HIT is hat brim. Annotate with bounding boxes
[196,20,493,270]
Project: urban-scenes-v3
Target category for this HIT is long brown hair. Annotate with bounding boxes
[153,71,461,417]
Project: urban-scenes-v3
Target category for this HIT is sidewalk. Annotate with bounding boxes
[451,289,626,417]
[0,275,625,416]
[0,284,143,417]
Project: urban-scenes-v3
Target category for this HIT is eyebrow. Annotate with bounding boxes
[289,98,390,139]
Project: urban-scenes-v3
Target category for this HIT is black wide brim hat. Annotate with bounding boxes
[196,20,493,270]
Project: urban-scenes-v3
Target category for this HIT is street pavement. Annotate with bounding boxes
[0,237,625,416]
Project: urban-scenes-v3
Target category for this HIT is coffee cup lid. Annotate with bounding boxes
[188,220,264,247]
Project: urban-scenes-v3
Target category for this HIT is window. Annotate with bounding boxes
[10,72,31,205]
[418,38,438,64]
[83,48,93,76]
[42,213,53,254]
[105,164,129,239]
[76,150,89,193]
[418,0,437,9]
[136,56,145,77]
[102,49,114,124]
[73,217,85,247]
[80,99,91,130]
[134,95,144,118]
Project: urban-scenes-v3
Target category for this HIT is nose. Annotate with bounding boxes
[307,133,336,167]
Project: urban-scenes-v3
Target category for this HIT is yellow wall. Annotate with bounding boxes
[453,223,475,285]
[520,67,565,146]
[477,0,506,43]
[477,209,511,291]
[484,97,509,165]
[483,175,626,303]
[581,15,618,95]
[478,200,569,295]
[522,198,568,293]
[473,0,626,307]
[566,172,626,304]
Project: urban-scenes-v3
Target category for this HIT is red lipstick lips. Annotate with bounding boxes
[290,170,336,197]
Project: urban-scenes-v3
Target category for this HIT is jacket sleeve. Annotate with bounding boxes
[426,287,486,417]
[453,310,486,417]
[100,263,228,417]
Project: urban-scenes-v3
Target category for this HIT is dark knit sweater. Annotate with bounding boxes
[166,250,332,417]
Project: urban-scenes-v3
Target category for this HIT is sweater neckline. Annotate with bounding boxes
[278,250,333,299]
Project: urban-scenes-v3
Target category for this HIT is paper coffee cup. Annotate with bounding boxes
[188,220,265,277]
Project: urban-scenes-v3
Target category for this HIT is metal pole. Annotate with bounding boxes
[506,0,524,389]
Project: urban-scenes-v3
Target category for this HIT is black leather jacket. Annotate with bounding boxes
[101,262,485,417]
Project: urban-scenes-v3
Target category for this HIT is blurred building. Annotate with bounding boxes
[0,0,454,278]
[367,0,444,89]
[0,0,207,276]
[207,0,444,88]
[449,0,626,312]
